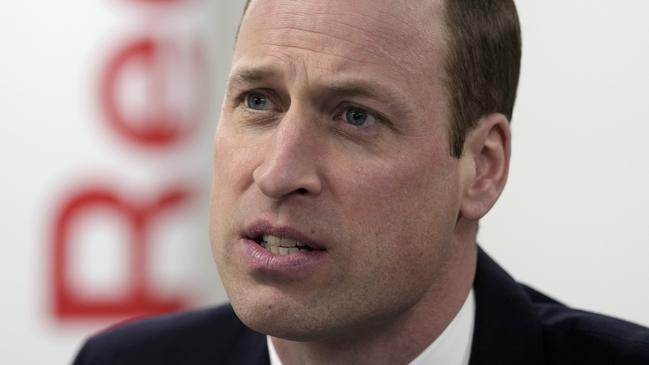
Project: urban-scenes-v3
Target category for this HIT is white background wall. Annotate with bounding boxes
[480,0,649,328]
[0,1,647,364]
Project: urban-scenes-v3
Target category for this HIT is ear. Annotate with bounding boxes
[458,113,511,221]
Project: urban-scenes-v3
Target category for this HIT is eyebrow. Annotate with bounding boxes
[227,65,283,91]
[320,78,415,127]
[321,79,406,107]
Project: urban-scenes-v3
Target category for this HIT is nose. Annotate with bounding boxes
[252,113,323,200]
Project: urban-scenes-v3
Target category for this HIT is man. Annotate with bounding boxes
[73,0,649,364]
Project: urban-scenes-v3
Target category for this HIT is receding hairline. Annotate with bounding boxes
[237,0,446,41]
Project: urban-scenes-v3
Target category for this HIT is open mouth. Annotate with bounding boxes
[253,234,315,255]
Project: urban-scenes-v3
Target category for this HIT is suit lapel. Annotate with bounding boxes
[224,326,270,365]
[469,248,546,365]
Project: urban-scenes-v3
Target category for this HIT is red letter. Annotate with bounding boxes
[52,186,189,319]
[100,36,207,148]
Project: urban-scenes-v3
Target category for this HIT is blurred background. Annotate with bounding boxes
[0,1,647,363]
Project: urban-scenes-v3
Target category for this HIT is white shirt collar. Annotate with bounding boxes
[267,335,283,365]
[267,289,475,365]
[409,289,475,365]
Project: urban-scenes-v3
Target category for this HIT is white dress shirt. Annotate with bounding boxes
[268,289,475,365]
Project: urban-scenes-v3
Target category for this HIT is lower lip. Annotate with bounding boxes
[240,238,327,278]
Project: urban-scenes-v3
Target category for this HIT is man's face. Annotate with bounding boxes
[210,0,468,341]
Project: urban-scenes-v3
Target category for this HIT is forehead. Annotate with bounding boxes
[235,0,447,79]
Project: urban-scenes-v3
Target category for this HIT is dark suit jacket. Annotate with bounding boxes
[73,249,649,364]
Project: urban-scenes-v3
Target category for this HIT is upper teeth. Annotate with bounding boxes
[262,235,310,254]
[263,235,307,247]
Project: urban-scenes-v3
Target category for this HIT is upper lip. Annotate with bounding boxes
[243,220,326,250]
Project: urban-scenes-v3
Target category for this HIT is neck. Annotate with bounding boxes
[272,223,478,365]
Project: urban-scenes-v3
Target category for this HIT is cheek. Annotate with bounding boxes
[213,131,241,188]
[210,138,233,231]
[212,128,261,201]
[334,152,458,233]
[330,151,460,274]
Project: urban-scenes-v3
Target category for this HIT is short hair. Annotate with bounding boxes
[238,0,522,157]
[443,0,521,157]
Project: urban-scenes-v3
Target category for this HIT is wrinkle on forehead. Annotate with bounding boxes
[237,0,446,77]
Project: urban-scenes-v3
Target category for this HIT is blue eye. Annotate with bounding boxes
[345,107,370,126]
[245,93,268,110]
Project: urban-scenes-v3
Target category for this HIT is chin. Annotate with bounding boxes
[228,292,338,342]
